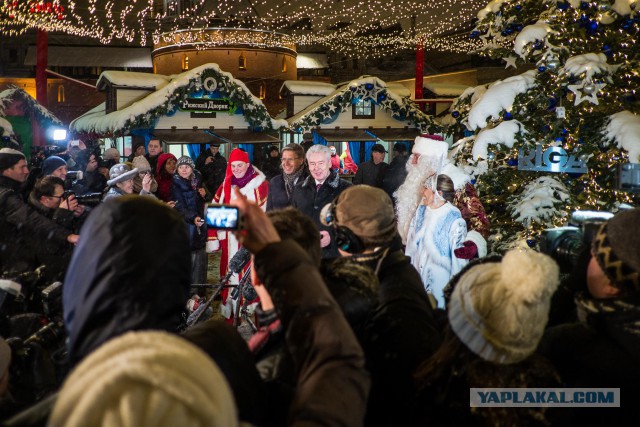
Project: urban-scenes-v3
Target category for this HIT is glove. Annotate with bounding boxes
[454,241,478,259]
[206,240,220,252]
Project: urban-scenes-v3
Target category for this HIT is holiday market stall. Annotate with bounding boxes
[443,0,640,252]
[285,76,441,165]
[0,86,63,156]
[71,63,285,161]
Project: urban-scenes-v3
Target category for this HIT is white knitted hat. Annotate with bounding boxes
[50,331,238,427]
[448,249,559,364]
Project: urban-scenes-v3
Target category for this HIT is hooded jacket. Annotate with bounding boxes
[63,196,191,365]
[155,153,177,202]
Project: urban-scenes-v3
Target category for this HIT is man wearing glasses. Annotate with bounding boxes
[266,143,308,211]
[292,144,351,258]
[0,148,78,276]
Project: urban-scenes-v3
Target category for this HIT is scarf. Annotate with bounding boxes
[283,167,304,199]
[231,165,255,189]
[575,292,640,338]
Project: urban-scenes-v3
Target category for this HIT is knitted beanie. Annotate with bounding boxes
[592,208,640,294]
[107,163,139,186]
[42,156,67,176]
[176,155,195,170]
[448,248,559,364]
[334,185,397,247]
[0,147,25,171]
[49,331,238,427]
[132,155,152,173]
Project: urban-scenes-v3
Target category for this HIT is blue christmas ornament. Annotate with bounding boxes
[533,40,544,49]
[365,83,374,90]
[504,111,513,120]
[501,30,509,36]
[515,24,523,31]
[470,179,476,185]
[580,1,589,9]
[451,110,461,118]
[555,136,564,142]
[507,158,518,166]
[514,4,522,11]
[470,30,480,38]
[580,14,588,22]
[588,20,599,32]
[558,2,570,11]
[378,93,386,101]
[561,128,568,134]
[538,65,547,72]
[602,44,613,56]
[548,97,558,109]
[526,239,537,248]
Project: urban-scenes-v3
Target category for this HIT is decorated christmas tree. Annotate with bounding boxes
[444,0,640,252]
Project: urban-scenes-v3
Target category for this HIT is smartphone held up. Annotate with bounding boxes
[206,204,241,230]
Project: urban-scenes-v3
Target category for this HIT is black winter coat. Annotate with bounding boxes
[171,171,207,250]
[382,154,409,204]
[353,160,388,188]
[0,176,71,275]
[195,150,227,196]
[266,169,308,211]
[538,295,640,426]
[291,170,351,258]
[63,196,191,366]
[360,243,443,426]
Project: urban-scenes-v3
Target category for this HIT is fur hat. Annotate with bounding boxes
[42,156,67,176]
[107,163,139,186]
[334,185,397,247]
[448,248,560,364]
[50,331,238,427]
[0,147,25,171]
[592,208,640,294]
[176,155,195,170]
[132,155,152,173]
[103,148,120,161]
[412,134,448,157]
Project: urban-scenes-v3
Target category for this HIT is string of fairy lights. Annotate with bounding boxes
[0,0,487,56]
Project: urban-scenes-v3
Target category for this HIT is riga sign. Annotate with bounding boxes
[518,145,587,174]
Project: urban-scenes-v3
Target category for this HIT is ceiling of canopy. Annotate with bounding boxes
[0,0,487,56]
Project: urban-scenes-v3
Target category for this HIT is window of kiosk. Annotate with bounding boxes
[352,100,375,119]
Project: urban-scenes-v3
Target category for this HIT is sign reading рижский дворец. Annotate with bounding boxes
[518,145,588,174]
[179,98,236,113]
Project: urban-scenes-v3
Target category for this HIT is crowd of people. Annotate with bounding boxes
[0,134,638,426]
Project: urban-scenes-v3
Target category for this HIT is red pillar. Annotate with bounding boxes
[415,38,424,111]
[34,29,49,148]
[36,29,48,108]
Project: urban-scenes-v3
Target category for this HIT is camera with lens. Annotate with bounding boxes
[539,211,614,273]
[62,190,102,207]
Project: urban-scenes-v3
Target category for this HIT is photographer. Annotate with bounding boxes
[538,208,640,425]
[0,148,78,276]
[26,176,77,280]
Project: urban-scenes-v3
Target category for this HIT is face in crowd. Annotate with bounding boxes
[165,158,177,175]
[281,149,304,175]
[307,152,330,182]
[231,161,249,179]
[116,178,134,194]
[148,140,162,157]
[50,164,68,180]
[3,159,29,183]
[178,164,193,179]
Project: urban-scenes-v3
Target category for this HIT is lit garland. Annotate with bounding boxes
[0,0,488,56]
[444,0,640,252]
[72,64,278,137]
[288,77,441,134]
